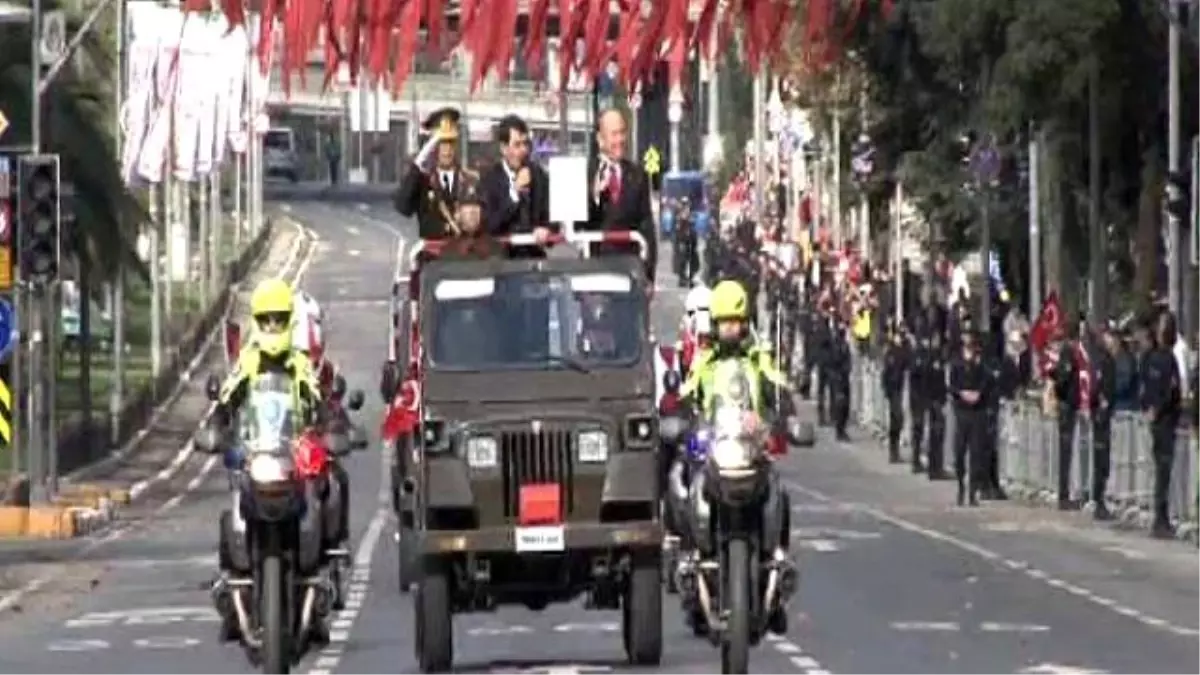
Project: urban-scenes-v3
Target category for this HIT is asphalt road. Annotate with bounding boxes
[0,196,1194,674]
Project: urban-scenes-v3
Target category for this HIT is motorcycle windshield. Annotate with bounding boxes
[707,360,759,443]
[242,373,296,454]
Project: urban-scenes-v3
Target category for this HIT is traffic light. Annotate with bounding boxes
[1166,170,1191,223]
[16,154,61,285]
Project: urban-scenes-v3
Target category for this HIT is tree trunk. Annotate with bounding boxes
[1134,143,1164,314]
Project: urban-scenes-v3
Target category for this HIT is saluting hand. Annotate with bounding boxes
[516,166,532,191]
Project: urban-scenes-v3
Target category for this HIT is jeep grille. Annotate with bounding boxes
[501,429,575,522]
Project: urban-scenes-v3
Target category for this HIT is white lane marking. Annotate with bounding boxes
[0,223,320,617]
[347,249,361,257]
[467,625,537,637]
[303,440,393,674]
[890,621,960,631]
[763,634,830,673]
[46,638,109,652]
[1019,664,1108,674]
[65,606,220,628]
[785,481,1200,638]
[979,622,1051,633]
[1101,545,1148,561]
[132,636,202,650]
[347,226,360,236]
[798,539,841,553]
[552,622,619,633]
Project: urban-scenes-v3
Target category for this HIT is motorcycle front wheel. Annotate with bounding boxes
[260,550,290,673]
[720,536,751,674]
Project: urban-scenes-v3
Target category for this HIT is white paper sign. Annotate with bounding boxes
[548,155,590,226]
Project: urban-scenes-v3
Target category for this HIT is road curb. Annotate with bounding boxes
[852,412,1199,545]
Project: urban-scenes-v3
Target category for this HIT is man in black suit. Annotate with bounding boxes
[394,107,466,240]
[581,108,658,282]
[480,115,553,257]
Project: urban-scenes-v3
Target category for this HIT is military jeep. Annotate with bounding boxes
[411,253,663,673]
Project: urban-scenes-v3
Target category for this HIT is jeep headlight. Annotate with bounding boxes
[578,430,609,463]
[465,436,498,468]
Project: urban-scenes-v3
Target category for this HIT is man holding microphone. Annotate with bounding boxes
[481,114,554,257]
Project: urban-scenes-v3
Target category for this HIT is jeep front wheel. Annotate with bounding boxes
[622,551,662,666]
[416,561,453,673]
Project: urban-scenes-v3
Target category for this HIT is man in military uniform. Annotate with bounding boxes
[394,107,466,240]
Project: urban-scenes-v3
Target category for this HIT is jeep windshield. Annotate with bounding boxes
[428,270,645,371]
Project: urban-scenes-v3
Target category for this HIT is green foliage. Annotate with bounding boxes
[815,0,1198,312]
[0,0,149,290]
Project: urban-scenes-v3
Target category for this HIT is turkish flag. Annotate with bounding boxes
[1030,291,1065,378]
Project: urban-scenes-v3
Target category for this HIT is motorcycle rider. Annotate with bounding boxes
[680,279,794,635]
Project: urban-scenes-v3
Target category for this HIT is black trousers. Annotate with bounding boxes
[1057,409,1077,502]
[673,230,698,282]
[954,407,985,494]
[910,397,926,459]
[926,402,946,474]
[1150,418,1178,526]
[886,392,904,459]
[983,404,1001,489]
[1091,411,1112,504]
[831,377,851,434]
[816,366,833,423]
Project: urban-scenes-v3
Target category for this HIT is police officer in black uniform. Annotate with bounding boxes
[924,330,950,480]
[813,301,836,425]
[828,321,853,442]
[881,323,909,463]
[1052,332,1081,510]
[950,330,989,506]
[981,336,1015,500]
[1141,312,1182,538]
[1090,322,1118,520]
[394,107,465,240]
[907,330,931,473]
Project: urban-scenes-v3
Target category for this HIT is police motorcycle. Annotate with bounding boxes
[195,373,367,674]
[221,321,367,612]
[657,367,688,594]
[677,361,797,674]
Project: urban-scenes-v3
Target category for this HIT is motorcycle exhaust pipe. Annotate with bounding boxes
[231,588,261,649]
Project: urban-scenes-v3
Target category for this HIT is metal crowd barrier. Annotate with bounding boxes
[847,360,1199,533]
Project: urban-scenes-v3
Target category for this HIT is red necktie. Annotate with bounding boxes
[607,163,622,202]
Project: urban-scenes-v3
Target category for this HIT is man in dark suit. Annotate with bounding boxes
[581,108,658,282]
[480,115,553,257]
[394,107,465,240]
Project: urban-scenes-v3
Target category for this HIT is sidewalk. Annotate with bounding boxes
[0,217,309,541]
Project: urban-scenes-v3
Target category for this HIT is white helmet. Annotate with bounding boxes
[685,285,712,314]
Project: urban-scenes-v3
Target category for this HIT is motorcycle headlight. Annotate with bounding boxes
[248,454,292,484]
[578,430,609,463]
[465,436,498,469]
[711,438,755,471]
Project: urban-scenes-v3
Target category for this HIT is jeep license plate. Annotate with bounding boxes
[514,525,566,552]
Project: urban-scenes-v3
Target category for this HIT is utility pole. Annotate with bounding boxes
[1028,122,1042,320]
[1088,62,1105,319]
[752,66,766,224]
[110,0,127,446]
[1168,0,1182,316]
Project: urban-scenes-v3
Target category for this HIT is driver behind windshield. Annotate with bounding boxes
[214,278,322,428]
[679,279,794,634]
